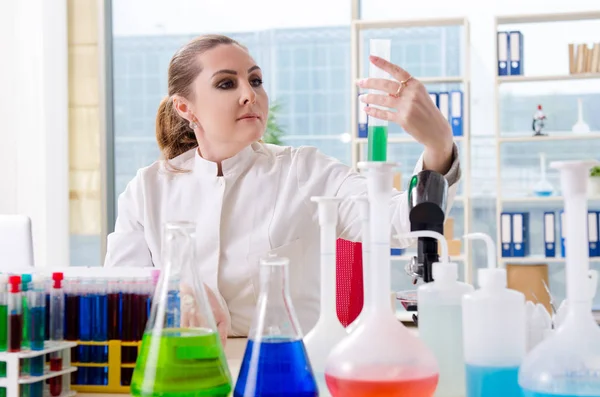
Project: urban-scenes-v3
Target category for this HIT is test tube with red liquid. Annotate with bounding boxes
[49,272,65,397]
[7,275,22,352]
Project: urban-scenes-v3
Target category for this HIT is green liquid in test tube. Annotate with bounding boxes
[367,39,391,162]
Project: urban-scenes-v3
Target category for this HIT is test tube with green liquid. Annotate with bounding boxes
[367,39,391,162]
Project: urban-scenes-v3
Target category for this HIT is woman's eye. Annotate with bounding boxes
[251,78,263,87]
[217,80,234,89]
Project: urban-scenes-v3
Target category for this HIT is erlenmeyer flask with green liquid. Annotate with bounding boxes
[130,221,232,397]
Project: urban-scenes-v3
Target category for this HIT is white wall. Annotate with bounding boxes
[0,0,69,268]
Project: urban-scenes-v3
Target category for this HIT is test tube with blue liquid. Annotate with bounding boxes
[234,255,318,397]
[366,39,391,162]
[167,277,180,328]
[28,275,46,397]
[91,279,108,385]
[78,280,92,385]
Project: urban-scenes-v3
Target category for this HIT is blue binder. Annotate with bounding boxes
[391,248,404,256]
[509,31,524,75]
[560,210,566,257]
[358,92,368,138]
[449,90,463,137]
[500,212,513,257]
[497,31,509,76]
[589,211,599,257]
[544,212,556,257]
[512,212,530,257]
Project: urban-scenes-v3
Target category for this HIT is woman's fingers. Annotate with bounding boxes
[359,92,396,109]
[369,55,411,81]
[357,77,399,95]
[364,106,394,121]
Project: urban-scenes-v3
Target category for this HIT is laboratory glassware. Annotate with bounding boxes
[519,160,600,397]
[532,152,554,197]
[346,195,370,333]
[235,254,318,397]
[131,221,232,397]
[367,39,390,161]
[325,161,439,397]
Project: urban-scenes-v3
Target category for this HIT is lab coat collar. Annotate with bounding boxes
[193,144,255,178]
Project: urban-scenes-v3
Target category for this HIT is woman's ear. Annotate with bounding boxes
[172,95,194,122]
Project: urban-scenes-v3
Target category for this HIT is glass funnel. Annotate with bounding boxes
[130,221,232,397]
[234,254,318,397]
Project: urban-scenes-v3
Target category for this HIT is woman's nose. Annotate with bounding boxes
[240,83,257,105]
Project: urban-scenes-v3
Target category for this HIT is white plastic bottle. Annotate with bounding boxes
[405,230,474,397]
[462,233,526,397]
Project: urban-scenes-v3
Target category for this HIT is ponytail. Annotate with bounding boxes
[155,96,198,170]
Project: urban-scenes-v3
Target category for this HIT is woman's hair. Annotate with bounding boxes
[156,34,245,166]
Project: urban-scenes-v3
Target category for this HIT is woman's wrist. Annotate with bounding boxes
[423,138,454,175]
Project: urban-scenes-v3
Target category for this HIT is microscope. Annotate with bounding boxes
[405,170,448,284]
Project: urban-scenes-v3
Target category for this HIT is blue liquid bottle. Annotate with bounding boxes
[462,233,526,397]
[234,255,318,397]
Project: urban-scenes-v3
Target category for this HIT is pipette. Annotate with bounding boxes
[325,161,439,397]
[401,230,474,397]
[367,39,390,162]
[462,233,526,397]
[304,196,347,395]
[519,160,600,397]
[346,195,370,334]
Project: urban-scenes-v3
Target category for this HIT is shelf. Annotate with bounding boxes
[353,17,467,30]
[501,195,600,203]
[356,136,464,144]
[501,256,600,264]
[498,73,600,84]
[498,132,600,143]
[496,11,600,25]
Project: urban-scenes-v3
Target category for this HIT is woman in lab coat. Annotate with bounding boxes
[104,34,461,344]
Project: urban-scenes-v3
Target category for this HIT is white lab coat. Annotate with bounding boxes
[104,141,460,336]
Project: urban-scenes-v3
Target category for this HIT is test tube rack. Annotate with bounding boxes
[0,341,77,397]
[70,340,141,394]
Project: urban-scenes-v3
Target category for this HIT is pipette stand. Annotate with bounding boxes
[0,341,77,397]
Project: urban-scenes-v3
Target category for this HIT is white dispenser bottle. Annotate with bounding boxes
[400,230,474,397]
[462,233,526,397]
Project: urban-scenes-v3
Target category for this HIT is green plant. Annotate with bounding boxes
[262,101,285,145]
[591,166,600,177]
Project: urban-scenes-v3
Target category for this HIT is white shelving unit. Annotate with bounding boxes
[349,16,473,281]
[0,341,77,397]
[493,11,600,265]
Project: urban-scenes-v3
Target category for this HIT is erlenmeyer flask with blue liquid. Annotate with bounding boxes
[234,254,318,397]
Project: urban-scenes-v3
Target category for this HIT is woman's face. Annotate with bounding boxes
[184,44,268,154]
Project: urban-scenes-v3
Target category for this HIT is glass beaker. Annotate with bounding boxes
[130,221,232,397]
[234,254,318,397]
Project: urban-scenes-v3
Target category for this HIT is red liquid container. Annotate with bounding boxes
[7,276,22,353]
